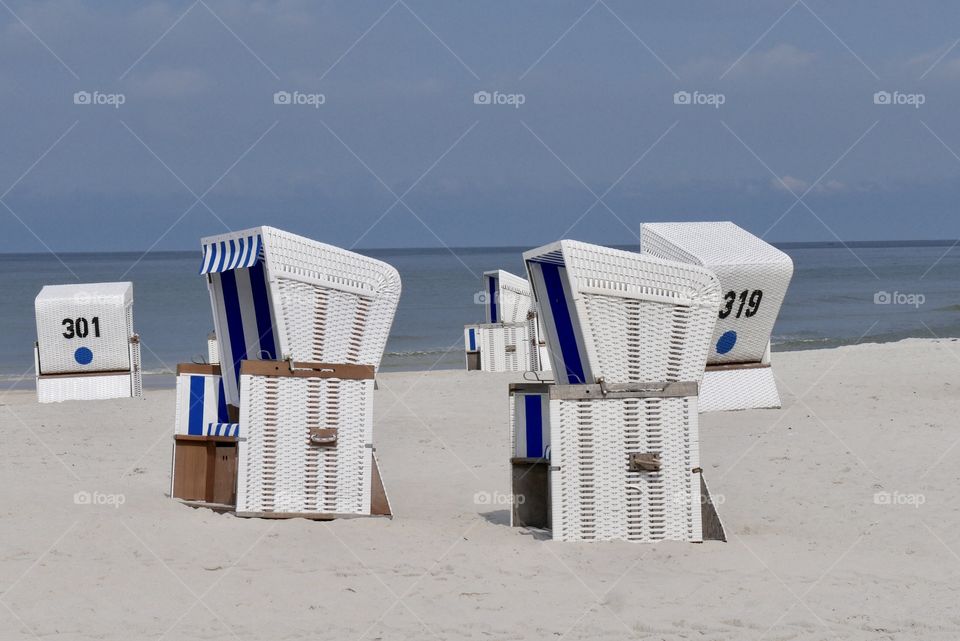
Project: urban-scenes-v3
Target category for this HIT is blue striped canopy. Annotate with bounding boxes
[199,234,263,274]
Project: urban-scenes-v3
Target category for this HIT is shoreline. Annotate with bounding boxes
[2,336,957,390]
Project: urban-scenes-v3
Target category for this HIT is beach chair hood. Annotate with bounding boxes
[200,226,401,407]
[483,269,535,324]
[524,240,721,385]
[641,221,794,365]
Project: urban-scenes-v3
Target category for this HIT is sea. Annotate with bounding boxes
[2,242,958,388]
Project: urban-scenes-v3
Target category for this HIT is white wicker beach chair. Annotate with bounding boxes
[33,282,142,403]
[192,226,399,518]
[483,269,534,324]
[641,222,794,411]
[517,241,724,542]
[523,240,721,385]
[464,270,550,373]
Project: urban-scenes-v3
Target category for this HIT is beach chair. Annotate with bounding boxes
[172,226,400,518]
[464,270,550,373]
[33,282,142,403]
[517,241,724,542]
[641,222,794,411]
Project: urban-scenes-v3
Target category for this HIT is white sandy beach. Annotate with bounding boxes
[2,338,959,640]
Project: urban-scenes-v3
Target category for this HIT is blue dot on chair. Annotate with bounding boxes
[716,331,737,355]
[74,347,93,365]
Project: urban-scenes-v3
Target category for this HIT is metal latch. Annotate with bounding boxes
[629,452,661,472]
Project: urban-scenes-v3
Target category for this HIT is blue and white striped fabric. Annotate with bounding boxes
[199,234,263,275]
[526,260,589,384]
[208,263,278,407]
[514,391,550,459]
[176,373,230,436]
[206,422,240,437]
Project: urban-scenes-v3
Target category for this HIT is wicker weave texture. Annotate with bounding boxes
[700,367,782,412]
[478,323,535,373]
[35,282,135,375]
[524,241,720,384]
[35,340,141,403]
[207,334,220,365]
[485,270,535,323]
[260,227,401,369]
[237,374,374,515]
[640,222,793,365]
[37,373,133,403]
[550,394,702,542]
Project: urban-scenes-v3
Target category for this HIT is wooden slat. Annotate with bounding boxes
[172,441,209,501]
[508,383,551,394]
[174,435,238,444]
[549,381,698,401]
[240,360,375,380]
[370,452,392,516]
[176,363,222,376]
[700,474,726,542]
[705,362,771,372]
[37,370,131,380]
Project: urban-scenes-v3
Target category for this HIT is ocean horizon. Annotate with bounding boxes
[3,239,958,386]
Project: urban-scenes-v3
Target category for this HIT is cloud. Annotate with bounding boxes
[682,43,816,78]
[732,43,816,76]
[905,41,960,78]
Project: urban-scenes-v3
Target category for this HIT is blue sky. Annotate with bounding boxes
[1,0,959,251]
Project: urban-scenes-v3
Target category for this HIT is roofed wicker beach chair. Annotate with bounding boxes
[171,226,400,518]
[641,221,794,412]
[33,282,142,403]
[513,241,725,542]
[464,269,550,373]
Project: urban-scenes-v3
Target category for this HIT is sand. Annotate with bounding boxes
[1,338,959,640]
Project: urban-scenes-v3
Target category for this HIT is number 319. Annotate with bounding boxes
[719,290,762,319]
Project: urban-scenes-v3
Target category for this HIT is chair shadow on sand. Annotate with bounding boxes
[479,509,552,540]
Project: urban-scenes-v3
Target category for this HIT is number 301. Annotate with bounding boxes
[719,290,762,319]
[62,317,101,339]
